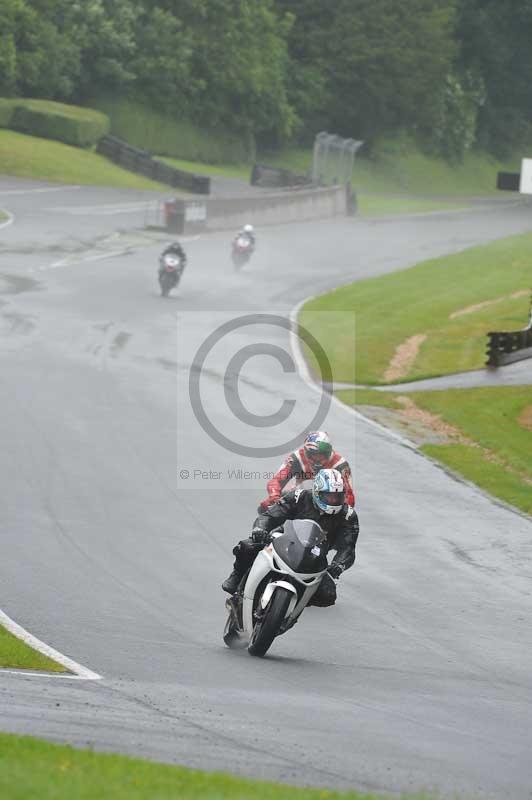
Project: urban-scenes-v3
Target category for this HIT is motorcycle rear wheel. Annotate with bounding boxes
[248,586,292,657]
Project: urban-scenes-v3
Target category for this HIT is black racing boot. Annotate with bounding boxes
[222,569,242,594]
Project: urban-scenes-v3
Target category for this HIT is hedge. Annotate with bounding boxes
[0,100,15,128]
[0,99,109,148]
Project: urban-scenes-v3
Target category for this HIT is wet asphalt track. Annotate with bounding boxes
[1,177,532,798]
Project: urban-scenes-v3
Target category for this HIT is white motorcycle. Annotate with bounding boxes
[223,519,329,657]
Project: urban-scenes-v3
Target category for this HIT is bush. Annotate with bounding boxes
[0,99,109,147]
[0,99,16,127]
[91,95,254,164]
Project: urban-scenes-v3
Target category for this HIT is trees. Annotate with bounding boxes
[152,0,295,143]
[3,0,532,159]
[456,0,532,155]
[278,0,457,147]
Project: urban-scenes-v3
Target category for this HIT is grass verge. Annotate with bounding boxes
[0,624,66,672]
[357,195,469,216]
[336,386,532,517]
[156,142,512,215]
[300,231,532,385]
[0,731,419,800]
[0,130,165,190]
[0,209,8,223]
[91,96,253,164]
[353,142,522,197]
[157,155,250,181]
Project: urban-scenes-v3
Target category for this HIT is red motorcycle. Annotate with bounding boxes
[231,234,253,271]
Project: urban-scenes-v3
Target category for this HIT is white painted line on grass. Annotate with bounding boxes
[0,608,102,681]
[0,209,14,230]
[289,297,418,451]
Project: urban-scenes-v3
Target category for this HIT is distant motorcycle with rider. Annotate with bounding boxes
[158,241,187,296]
[231,224,255,271]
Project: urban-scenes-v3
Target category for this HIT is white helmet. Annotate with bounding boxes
[312,468,345,515]
[243,224,254,234]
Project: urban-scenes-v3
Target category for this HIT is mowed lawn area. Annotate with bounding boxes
[337,386,532,516]
[300,231,532,386]
[0,732,422,800]
[300,232,532,516]
[0,129,165,189]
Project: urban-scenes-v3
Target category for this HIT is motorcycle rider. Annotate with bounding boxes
[222,468,359,606]
[259,431,354,512]
[159,241,187,275]
[235,223,256,251]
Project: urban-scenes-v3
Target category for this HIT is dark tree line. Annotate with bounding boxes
[1,0,532,158]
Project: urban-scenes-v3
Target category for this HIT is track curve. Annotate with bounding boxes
[1,178,531,798]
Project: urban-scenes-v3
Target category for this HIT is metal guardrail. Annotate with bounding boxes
[486,299,532,366]
[96,135,210,194]
[250,163,311,188]
[496,172,520,191]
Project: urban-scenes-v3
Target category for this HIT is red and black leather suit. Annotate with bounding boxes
[259,448,355,510]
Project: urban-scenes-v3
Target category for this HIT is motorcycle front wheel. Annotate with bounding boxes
[232,253,248,272]
[159,272,176,297]
[248,586,292,657]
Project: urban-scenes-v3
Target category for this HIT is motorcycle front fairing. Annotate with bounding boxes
[242,519,329,638]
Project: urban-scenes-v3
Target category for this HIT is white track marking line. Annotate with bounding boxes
[45,249,130,271]
[0,186,81,196]
[0,209,14,230]
[41,234,200,272]
[0,670,98,681]
[0,608,102,681]
[289,297,418,450]
[48,202,154,216]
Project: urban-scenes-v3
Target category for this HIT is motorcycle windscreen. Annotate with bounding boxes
[272,519,328,573]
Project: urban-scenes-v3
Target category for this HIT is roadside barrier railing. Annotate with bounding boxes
[96,135,210,194]
[250,163,312,188]
[486,300,532,366]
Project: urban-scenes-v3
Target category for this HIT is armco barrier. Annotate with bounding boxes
[486,327,532,366]
[160,184,350,234]
[496,171,520,191]
[97,135,210,194]
[250,163,311,188]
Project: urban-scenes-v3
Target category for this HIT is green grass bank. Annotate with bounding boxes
[0,129,164,189]
[300,232,532,516]
[300,231,532,385]
[155,138,521,215]
[0,625,66,673]
[91,96,253,164]
[0,732,428,800]
[337,386,532,516]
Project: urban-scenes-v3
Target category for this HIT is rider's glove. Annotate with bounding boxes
[259,494,279,511]
[327,562,344,580]
[251,527,271,544]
